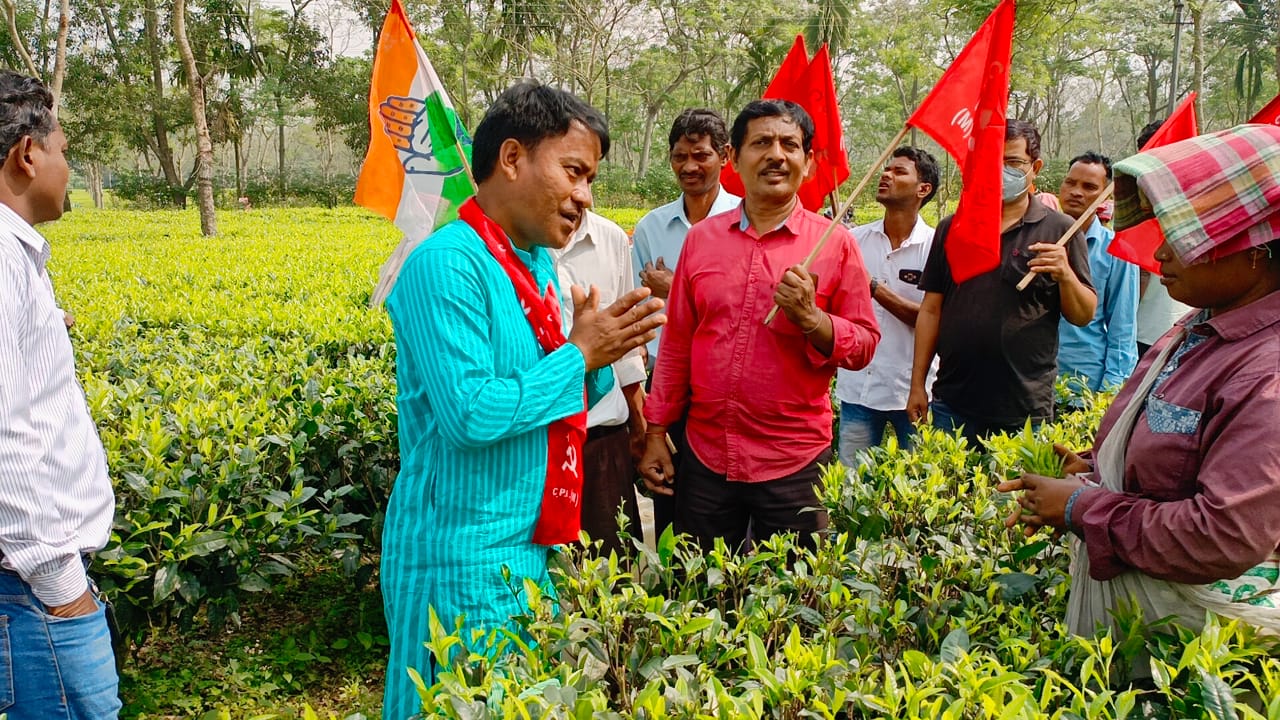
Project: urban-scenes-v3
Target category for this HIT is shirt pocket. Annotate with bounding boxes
[1000,242,1053,292]
[1145,396,1202,435]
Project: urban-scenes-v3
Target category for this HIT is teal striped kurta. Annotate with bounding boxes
[381,218,613,720]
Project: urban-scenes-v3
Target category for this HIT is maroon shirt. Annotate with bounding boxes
[645,203,880,482]
[1074,289,1280,583]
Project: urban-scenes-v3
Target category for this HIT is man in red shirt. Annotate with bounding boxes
[638,99,880,551]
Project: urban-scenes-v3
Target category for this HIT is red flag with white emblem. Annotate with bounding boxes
[908,0,1015,283]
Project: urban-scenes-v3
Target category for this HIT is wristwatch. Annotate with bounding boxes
[869,278,879,296]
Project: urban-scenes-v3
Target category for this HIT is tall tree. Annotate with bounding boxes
[173,0,217,235]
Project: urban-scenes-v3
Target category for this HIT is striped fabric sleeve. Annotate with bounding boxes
[390,246,589,449]
[0,251,88,606]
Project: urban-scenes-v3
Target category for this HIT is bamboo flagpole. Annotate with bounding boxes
[763,124,910,325]
[1013,181,1114,291]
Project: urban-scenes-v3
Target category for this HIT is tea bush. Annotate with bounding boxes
[415,419,1280,717]
[49,207,400,638]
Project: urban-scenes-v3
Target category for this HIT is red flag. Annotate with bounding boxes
[1249,92,1280,126]
[1108,93,1199,273]
[720,35,809,200]
[908,0,1015,283]
[765,35,809,99]
[907,0,1014,173]
[792,45,851,211]
[721,38,850,212]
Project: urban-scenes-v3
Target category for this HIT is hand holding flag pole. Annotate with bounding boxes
[763,124,910,325]
[1014,182,1114,291]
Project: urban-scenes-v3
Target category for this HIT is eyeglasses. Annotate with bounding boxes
[1004,157,1033,169]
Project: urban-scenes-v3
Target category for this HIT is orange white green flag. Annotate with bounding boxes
[357,0,475,305]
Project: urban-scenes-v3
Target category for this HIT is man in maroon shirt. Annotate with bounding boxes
[638,99,880,551]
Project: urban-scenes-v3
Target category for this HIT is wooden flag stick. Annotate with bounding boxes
[1014,180,1114,291]
[764,124,911,325]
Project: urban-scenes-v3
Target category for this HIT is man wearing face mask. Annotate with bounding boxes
[907,119,1096,444]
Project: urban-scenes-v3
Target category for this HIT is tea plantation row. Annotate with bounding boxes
[48,208,1280,718]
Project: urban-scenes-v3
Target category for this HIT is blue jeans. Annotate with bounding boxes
[0,568,120,720]
[838,402,916,462]
[930,400,1041,446]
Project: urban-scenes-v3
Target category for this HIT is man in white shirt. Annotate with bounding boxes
[836,147,939,461]
[0,71,120,718]
[630,109,739,538]
[553,210,649,554]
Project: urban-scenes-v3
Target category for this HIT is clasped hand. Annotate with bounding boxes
[774,265,822,331]
[568,285,666,371]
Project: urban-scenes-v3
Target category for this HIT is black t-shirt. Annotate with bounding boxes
[918,199,1094,426]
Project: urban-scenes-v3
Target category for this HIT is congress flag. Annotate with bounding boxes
[357,0,475,305]
[1108,92,1199,273]
[908,0,1015,283]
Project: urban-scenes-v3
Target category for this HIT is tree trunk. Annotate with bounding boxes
[637,104,660,178]
[87,162,104,209]
[48,0,67,113]
[173,0,218,237]
[234,137,243,199]
[1145,55,1161,123]
[1191,3,1203,121]
[144,0,186,208]
[276,93,287,192]
[1,0,40,77]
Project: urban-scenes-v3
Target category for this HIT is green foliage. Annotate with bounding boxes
[49,207,400,641]
[411,400,1280,717]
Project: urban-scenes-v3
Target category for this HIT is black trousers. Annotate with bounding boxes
[580,423,641,555]
[674,446,831,553]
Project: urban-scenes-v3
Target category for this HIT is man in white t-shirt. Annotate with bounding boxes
[836,147,939,461]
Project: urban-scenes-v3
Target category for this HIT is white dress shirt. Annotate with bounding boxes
[552,211,648,428]
[0,202,113,606]
[835,216,938,411]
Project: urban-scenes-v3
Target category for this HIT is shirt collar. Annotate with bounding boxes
[1194,288,1280,341]
[1016,195,1051,226]
[564,213,599,251]
[0,202,49,267]
[731,199,806,237]
[863,215,933,248]
[663,186,739,229]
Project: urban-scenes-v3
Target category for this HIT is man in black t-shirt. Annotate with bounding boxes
[906,120,1096,444]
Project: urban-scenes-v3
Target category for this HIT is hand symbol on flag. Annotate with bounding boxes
[379,95,465,177]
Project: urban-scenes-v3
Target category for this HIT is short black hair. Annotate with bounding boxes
[1068,151,1113,180]
[1137,119,1164,150]
[891,146,940,206]
[0,71,55,159]
[1005,119,1041,160]
[729,99,815,153]
[470,82,610,183]
[668,108,729,153]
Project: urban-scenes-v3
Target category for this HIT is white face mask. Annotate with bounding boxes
[1002,165,1029,202]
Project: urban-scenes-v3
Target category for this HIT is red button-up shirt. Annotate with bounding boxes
[645,203,880,482]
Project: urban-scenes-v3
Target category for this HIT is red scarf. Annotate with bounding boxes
[458,198,587,546]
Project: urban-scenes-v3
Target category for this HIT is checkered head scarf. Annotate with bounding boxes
[1113,123,1280,264]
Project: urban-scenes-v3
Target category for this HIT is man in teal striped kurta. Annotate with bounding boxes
[380,83,665,719]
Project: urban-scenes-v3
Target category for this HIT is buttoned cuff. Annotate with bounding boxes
[28,556,90,608]
[615,353,648,389]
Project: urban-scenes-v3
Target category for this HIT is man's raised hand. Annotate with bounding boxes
[568,285,666,371]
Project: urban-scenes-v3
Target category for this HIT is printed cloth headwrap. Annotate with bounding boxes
[1113,123,1280,265]
[458,197,587,546]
